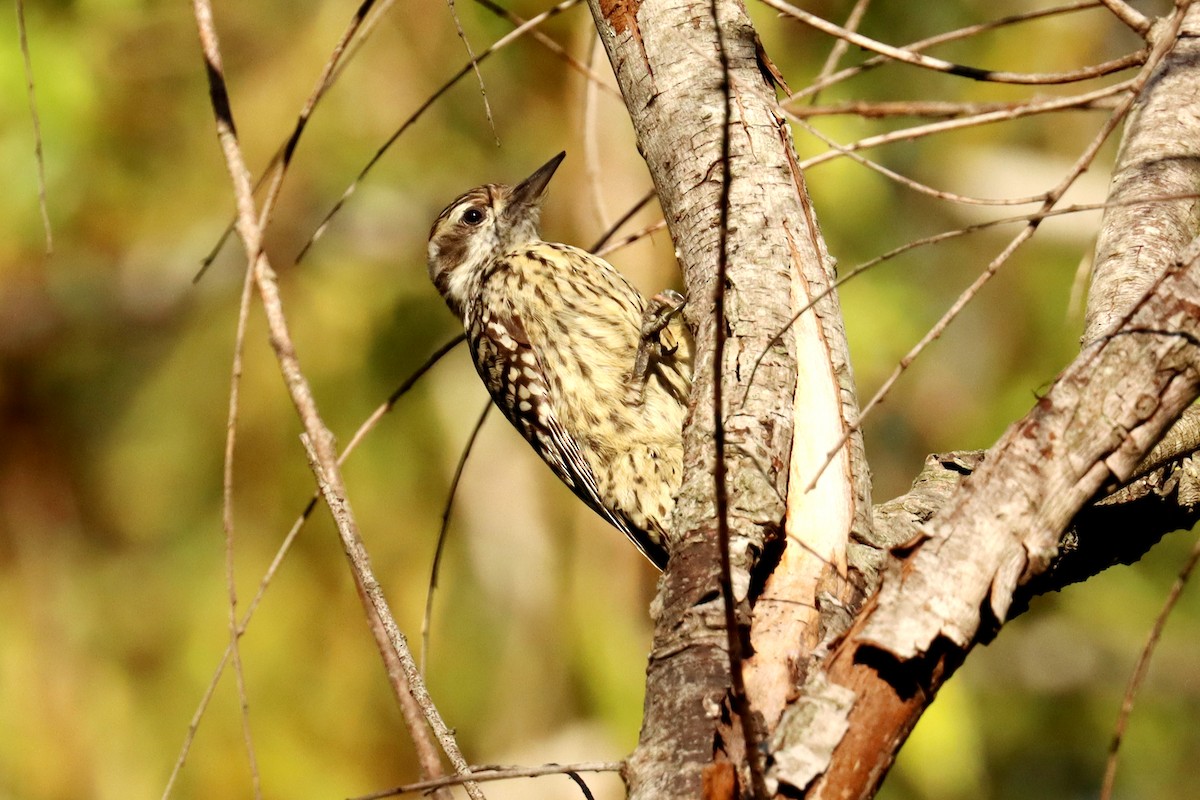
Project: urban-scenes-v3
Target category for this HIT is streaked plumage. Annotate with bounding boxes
[426,152,691,569]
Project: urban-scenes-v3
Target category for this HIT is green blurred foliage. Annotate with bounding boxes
[0,0,1195,798]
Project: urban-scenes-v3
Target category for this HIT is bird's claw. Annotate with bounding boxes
[631,290,687,401]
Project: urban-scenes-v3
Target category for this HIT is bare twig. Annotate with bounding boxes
[564,767,597,800]
[16,0,52,255]
[471,0,620,96]
[162,336,466,799]
[258,0,385,233]
[744,193,1200,402]
[818,225,1039,492]
[794,116,1058,207]
[296,0,583,263]
[791,95,1123,120]
[765,0,1144,85]
[564,770,598,800]
[344,334,468,453]
[1097,0,1152,34]
[188,4,482,797]
[198,0,608,281]
[810,0,872,98]
[421,401,491,675]
[784,1,1106,103]
[196,0,389,281]
[795,79,1137,170]
[588,189,656,252]
[1100,536,1200,800]
[584,34,612,231]
[445,0,499,144]
[221,243,262,800]
[162,646,232,800]
[801,0,1188,492]
[594,220,668,258]
[351,761,623,800]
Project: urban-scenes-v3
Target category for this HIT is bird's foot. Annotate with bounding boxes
[630,290,687,401]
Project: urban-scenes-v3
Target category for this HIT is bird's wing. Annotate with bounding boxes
[468,302,667,568]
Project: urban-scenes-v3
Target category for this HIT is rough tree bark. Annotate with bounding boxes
[588,1,1200,799]
[587,0,873,797]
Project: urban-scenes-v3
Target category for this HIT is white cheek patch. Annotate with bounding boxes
[446,267,475,314]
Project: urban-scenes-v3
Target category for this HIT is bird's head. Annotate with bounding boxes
[427,152,566,319]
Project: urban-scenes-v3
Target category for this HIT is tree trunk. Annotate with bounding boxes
[587,0,872,796]
[588,1,1200,798]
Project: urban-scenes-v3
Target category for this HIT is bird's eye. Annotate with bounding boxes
[461,207,485,225]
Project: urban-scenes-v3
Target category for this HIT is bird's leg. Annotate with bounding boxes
[630,290,687,402]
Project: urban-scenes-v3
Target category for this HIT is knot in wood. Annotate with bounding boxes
[1134,392,1160,419]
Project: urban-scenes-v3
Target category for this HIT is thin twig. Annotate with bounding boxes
[16,0,52,255]
[744,192,1200,399]
[564,770,598,800]
[765,0,1144,85]
[795,79,1137,170]
[818,225,1038,494]
[345,334,468,452]
[222,238,262,800]
[300,436,462,794]
[351,761,623,800]
[784,1,1106,104]
[584,34,612,231]
[295,0,582,263]
[589,189,657,252]
[162,652,230,799]
[445,0,499,145]
[471,0,620,97]
[254,0,386,245]
[794,115,1060,207]
[205,0,584,275]
[162,337,466,799]
[791,95,1123,120]
[188,4,482,797]
[810,0,872,100]
[1097,0,1152,34]
[196,0,387,281]
[1099,536,1200,800]
[421,401,491,676]
[801,0,1190,493]
[594,220,668,258]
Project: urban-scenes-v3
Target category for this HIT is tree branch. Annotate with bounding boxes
[809,231,1200,799]
[1084,3,1200,344]
[782,5,1200,796]
[189,4,478,797]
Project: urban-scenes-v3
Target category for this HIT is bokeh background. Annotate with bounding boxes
[1,0,1196,798]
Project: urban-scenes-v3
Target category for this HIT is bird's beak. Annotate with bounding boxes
[509,151,566,211]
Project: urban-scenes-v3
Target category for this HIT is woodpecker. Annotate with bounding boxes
[426,152,691,569]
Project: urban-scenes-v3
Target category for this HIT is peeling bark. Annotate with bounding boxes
[807,247,1200,799]
[586,0,869,796]
[861,264,1200,658]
